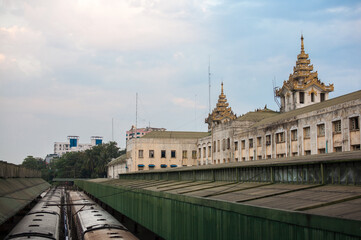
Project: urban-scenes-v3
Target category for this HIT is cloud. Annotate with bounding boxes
[172,97,207,109]
[1,0,360,164]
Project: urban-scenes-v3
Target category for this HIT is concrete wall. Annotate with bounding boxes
[235,97,361,161]
[126,137,199,172]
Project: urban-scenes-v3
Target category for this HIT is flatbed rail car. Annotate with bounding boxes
[5,187,63,240]
[69,191,138,240]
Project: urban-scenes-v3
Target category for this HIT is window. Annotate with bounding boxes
[257,137,262,146]
[192,151,197,159]
[276,132,285,143]
[161,150,166,158]
[227,138,230,149]
[149,150,154,158]
[234,142,238,151]
[213,141,216,152]
[198,148,201,158]
[333,120,341,134]
[222,139,226,151]
[182,150,187,159]
[304,127,310,139]
[311,92,315,102]
[249,139,253,148]
[320,93,325,102]
[208,146,211,157]
[300,92,304,104]
[334,147,342,152]
[318,124,325,137]
[171,150,176,158]
[318,148,325,154]
[266,135,271,146]
[350,117,359,131]
[138,150,143,158]
[241,140,246,149]
[291,129,297,141]
[203,147,206,157]
[305,150,311,155]
[352,145,360,151]
[217,140,220,152]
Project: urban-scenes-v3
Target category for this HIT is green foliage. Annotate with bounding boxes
[53,141,121,179]
[22,156,46,170]
[22,142,122,181]
[22,156,54,182]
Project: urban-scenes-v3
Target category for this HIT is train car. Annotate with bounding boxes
[69,191,138,240]
[5,188,63,240]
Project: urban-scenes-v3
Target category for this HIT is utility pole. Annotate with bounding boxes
[112,118,114,141]
[134,93,138,172]
[208,56,211,114]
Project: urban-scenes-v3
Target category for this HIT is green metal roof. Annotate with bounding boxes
[252,90,361,128]
[236,108,279,122]
[0,178,50,225]
[142,131,210,139]
[108,154,127,166]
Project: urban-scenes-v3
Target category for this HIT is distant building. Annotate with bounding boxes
[126,126,166,141]
[108,35,361,176]
[44,153,59,164]
[107,154,127,178]
[54,136,103,156]
[275,35,334,113]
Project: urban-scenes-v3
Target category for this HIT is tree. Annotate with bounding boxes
[22,156,46,170]
[52,141,122,179]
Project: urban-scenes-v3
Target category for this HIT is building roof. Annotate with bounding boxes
[205,83,236,126]
[252,90,361,128]
[108,154,127,166]
[236,107,279,122]
[142,131,210,139]
[0,178,50,225]
[276,35,333,96]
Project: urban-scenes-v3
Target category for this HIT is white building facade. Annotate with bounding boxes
[108,36,360,177]
[54,136,103,156]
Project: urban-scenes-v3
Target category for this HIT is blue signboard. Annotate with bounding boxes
[95,139,102,145]
[70,138,78,147]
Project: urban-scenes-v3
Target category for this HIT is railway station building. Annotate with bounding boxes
[108,36,361,176]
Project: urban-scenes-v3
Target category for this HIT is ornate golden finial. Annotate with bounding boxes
[205,81,236,129]
[301,34,304,53]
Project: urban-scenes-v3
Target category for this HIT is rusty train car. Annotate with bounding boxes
[69,191,138,240]
[5,187,62,240]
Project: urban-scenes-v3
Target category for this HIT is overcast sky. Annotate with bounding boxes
[1,0,360,164]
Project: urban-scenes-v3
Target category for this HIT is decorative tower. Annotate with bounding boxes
[205,83,236,130]
[276,35,334,112]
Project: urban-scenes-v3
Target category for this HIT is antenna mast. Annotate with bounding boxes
[135,93,138,131]
[273,77,281,109]
[133,93,138,172]
[208,56,211,114]
[112,118,114,141]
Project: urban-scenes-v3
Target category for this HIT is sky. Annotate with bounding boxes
[1,0,360,164]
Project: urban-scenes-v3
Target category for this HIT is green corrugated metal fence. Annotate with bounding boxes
[75,180,361,240]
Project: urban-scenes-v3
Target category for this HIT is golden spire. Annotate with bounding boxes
[275,35,334,98]
[205,83,236,129]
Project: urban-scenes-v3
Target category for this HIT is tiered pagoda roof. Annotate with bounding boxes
[276,35,334,96]
[205,83,236,128]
